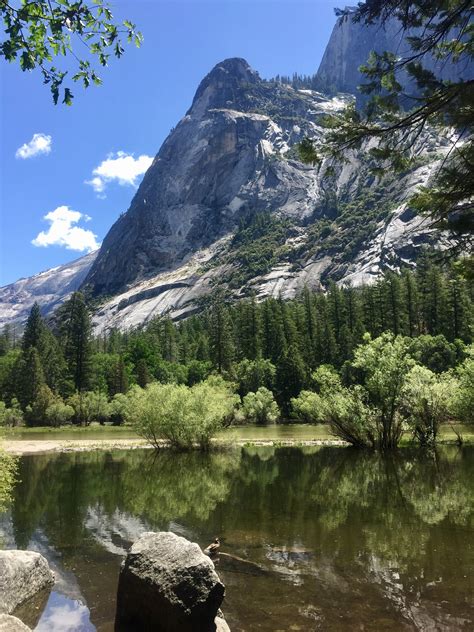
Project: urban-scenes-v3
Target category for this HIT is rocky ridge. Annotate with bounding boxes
[0,45,459,330]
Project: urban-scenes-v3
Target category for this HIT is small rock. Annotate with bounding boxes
[115,531,226,631]
[0,550,54,615]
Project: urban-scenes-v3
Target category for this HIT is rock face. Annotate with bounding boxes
[115,531,226,632]
[316,10,472,97]
[0,251,96,328]
[83,57,335,297]
[0,30,464,330]
[0,614,31,631]
[0,550,54,615]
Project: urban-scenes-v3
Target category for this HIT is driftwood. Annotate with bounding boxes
[215,552,268,576]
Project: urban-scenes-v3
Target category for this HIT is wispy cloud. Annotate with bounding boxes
[86,151,153,196]
[32,206,100,252]
[16,133,52,159]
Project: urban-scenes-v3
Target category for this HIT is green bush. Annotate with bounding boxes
[128,379,239,450]
[0,448,17,512]
[401,365,453,446]
[291,390,323,423]
[450,348,474,424]
[25,384,55,426]
[68,391,111,425]
[109,392,132,425]
[241,387,280,424]
[44,399,75,427]
[0,399,23,427]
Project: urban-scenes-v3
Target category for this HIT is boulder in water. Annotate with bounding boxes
[0,550,54,616]
[115,531,227,631]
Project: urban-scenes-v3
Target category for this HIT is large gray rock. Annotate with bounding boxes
[0,614,31,631]
[115,531,226,632]
[0,550,54,615]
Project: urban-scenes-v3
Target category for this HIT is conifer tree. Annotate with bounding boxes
[22,302,66,393]
[15,347,46,410]
[136,358,151,388]
[209,294,235,373]
[58,292,93,392]
[402,269,420,337]
[110,356,129,395]
[275,344,307,414]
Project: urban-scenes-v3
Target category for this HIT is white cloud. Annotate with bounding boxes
[32,206,100,252]
[86,151,153,195]
[16,133,52,159]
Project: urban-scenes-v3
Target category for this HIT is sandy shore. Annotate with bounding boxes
[4,437,348,455]
[4,438,149,455]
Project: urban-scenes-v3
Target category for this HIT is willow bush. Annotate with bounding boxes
[127,379,238,450]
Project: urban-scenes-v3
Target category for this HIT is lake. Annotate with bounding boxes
[1,445,473,631]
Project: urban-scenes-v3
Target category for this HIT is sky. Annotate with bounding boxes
[0,0,338,286]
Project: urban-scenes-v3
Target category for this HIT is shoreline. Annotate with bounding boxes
[4,435,471,455]
[3,437,349,455]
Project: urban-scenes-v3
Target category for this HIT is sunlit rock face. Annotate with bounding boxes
[0,252,96,328]
[0,52,457,330]
[83,58,337,297]
[316,11,472,98]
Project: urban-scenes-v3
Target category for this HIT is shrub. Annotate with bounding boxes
[0,448,17,512]
[128,379,238,450]
[319,385,376,448]
[401,365,453,446]
[291,390,323,423]
[350,333,414,449]
[241,387,280,424]
[25,384,55,426]
[450,348,474,424]
[68,391,111,425]
[44,399,75,427]
[0,399,23,427]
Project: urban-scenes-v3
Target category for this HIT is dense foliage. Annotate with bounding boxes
[0,261,472,449]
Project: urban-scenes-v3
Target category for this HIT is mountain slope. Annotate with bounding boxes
[0,251,97,327]
[316,10,471,97]
[0,54,454,331]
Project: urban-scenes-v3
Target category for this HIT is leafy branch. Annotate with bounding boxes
[0,0,143,104]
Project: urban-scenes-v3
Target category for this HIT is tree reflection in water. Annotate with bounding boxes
[3,445,473,631]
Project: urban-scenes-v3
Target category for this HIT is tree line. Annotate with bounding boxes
[0,261,472,448]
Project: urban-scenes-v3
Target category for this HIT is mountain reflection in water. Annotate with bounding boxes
[1,446,473,631]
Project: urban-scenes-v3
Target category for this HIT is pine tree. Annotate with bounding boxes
[402,269,420,337]
[209,294,234,373]
[22,302,66,393]
[58,292,93,392]
[15,347,46,410]
[110,356,129,395]
[136,358,151,388]
[275,344,307,415]
[237,296,261,360]
[261,299,287,363]
[22,303,45,351]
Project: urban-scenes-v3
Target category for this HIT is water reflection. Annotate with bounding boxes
[1,446,473,631]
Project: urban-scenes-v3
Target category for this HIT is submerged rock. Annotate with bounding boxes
[0,550,54,616]
[115,531,227,631]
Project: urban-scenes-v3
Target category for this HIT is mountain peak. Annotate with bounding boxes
[190,57,259,111]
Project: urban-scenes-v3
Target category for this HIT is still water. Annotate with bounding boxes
[1,446,473,631]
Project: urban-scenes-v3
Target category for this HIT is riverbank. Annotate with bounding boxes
[3,422,472,455]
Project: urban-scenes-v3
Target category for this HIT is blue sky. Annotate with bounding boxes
[0,0,337,285]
